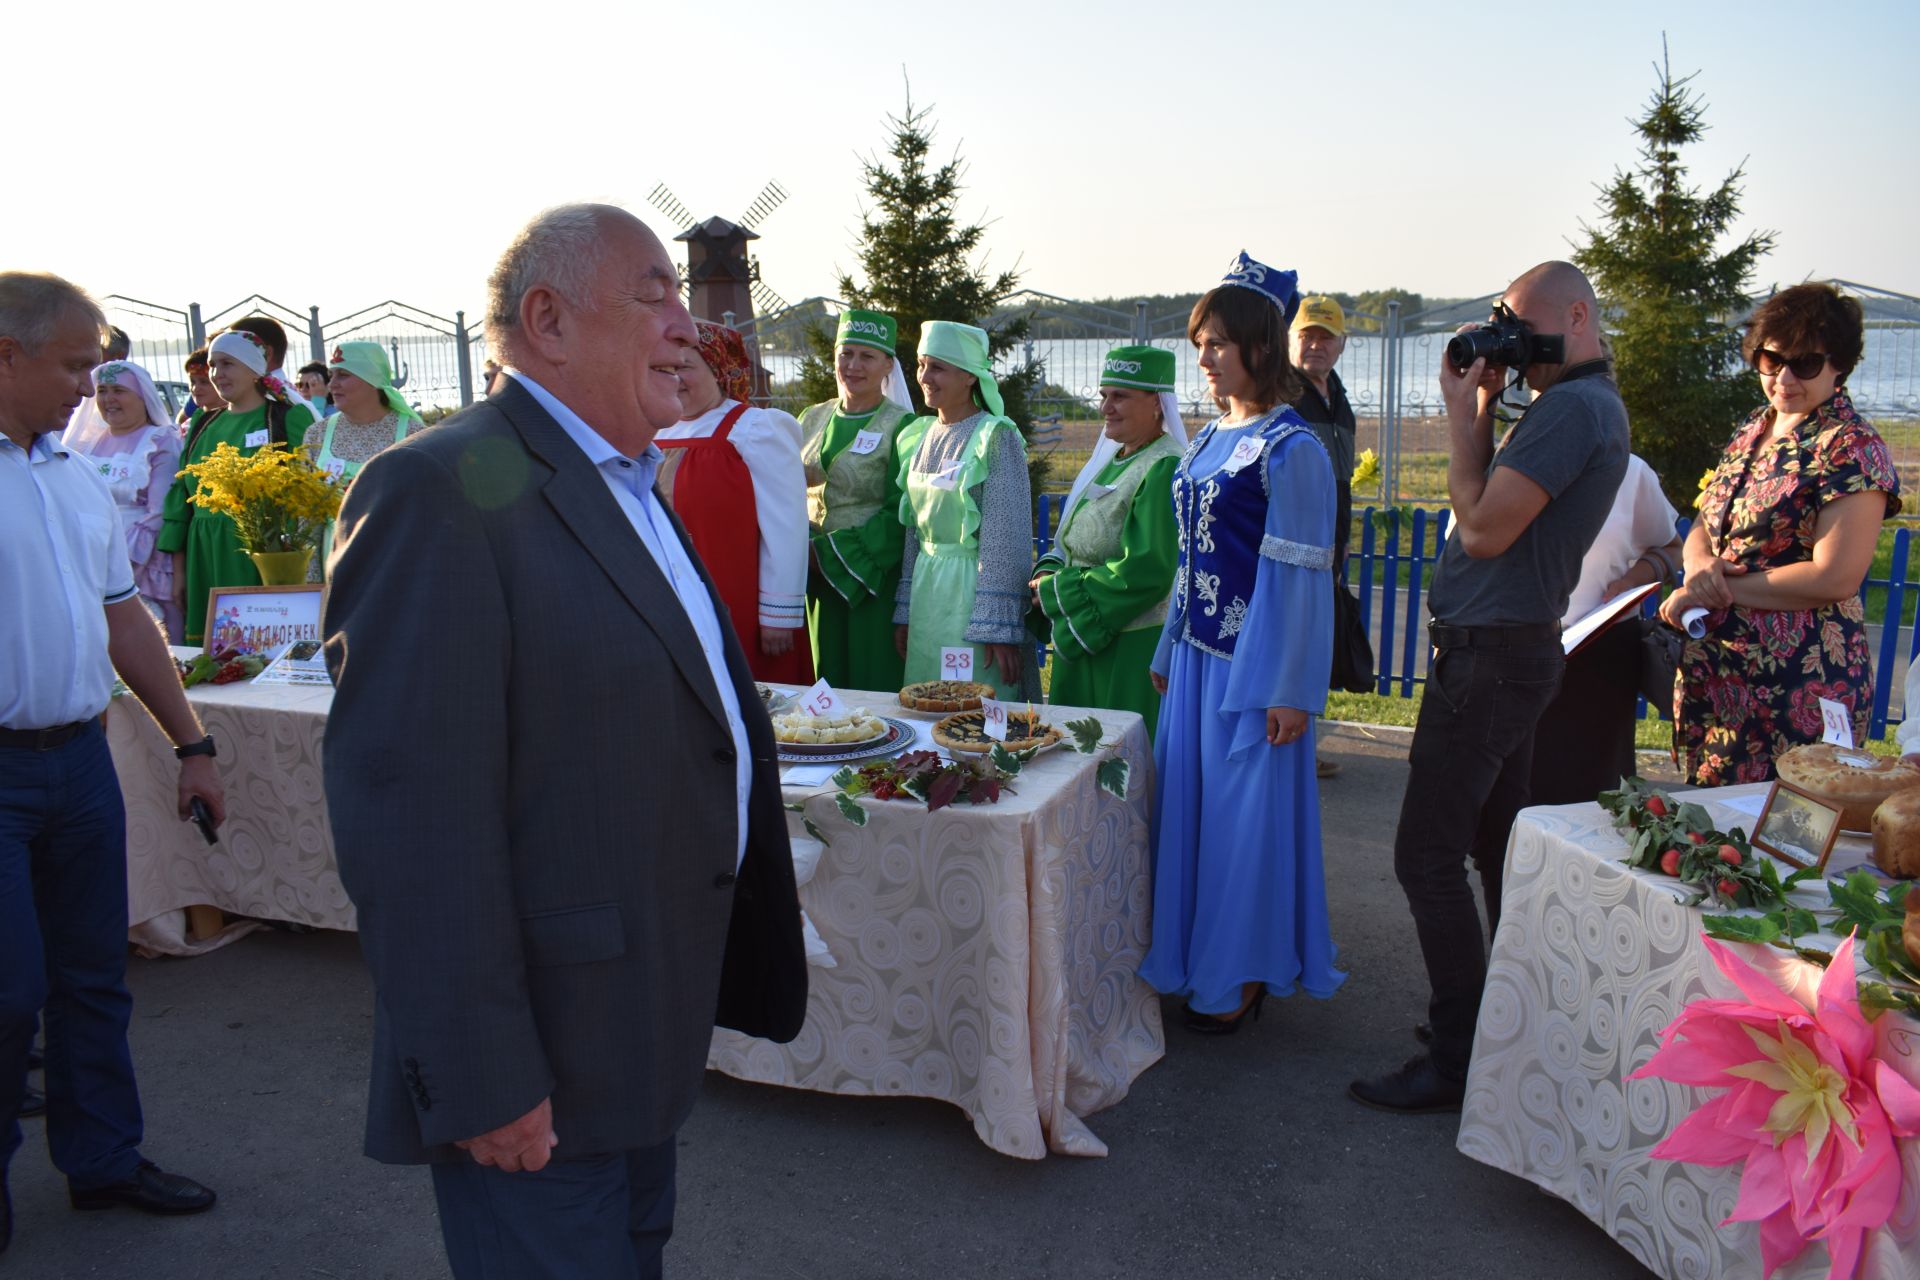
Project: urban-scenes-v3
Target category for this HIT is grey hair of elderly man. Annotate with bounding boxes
[480,203,691,454]
[0,271,107,353]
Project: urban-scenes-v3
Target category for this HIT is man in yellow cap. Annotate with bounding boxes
[1289,296,1357,779]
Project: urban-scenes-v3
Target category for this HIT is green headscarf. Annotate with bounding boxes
[917,321,1004,418]
[1099,345,1176,392]
[327,341,424,427]
[835,309,897,353]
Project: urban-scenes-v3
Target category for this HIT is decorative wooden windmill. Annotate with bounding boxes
[648,182,792,328]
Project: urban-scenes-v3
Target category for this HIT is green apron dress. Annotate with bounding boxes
[801,398,912,691]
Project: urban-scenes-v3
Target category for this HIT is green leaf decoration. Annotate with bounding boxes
[802,816,830,848]
[1830,870,1891,933]
[1096,756,1131,800]
[898,773,930,802]
[1064,716,1105,754]
[988,742,1024,777]
[832,791,869,828]
[830,766,858,789]
[1700,914,1783,943]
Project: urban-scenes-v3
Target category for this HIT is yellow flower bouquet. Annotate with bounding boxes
[182,443,343,555]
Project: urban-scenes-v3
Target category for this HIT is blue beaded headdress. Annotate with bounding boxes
[1219,251,1301,327]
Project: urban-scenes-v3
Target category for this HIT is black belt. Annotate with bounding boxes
[0,721,92,750]
[1428,622,1562,650]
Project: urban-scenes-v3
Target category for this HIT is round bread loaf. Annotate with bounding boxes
[1776,744,1920,832]
[1870,786,1920,879]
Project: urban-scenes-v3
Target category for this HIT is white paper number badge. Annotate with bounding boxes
[1818,697,1855,749]
[928,461,964,491]
[797,679,846,719]
[323,457,348,479]
[849,429,883,456]
[979,697,1009,742]
[940,646,974,681]
[1222,436,1264,475]
[244,429,270,448]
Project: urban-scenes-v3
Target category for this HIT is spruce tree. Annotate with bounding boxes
[800,92,1041,448]
[1574,41,1772,504]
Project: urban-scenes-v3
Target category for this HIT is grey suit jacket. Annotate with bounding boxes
[322,379,806,1164]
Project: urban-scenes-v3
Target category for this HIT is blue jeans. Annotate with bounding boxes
[0,720,145,1188]
[430,1139,677,1279]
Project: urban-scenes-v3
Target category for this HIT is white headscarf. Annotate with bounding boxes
[880,358,913,412]
[1059,391,1189,532]
[209,329,270,376]
[63,360,173,456]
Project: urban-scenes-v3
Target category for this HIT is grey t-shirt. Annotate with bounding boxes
[1426,370,1631,627]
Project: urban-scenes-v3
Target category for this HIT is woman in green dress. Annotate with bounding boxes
[892,321,1037,700]
[800,309,915,690]
[305,340,422,577]
[159,328,315,644]
[1029,345,1185,735]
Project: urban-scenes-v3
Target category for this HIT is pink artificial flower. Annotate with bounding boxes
[261,373,286,396]
[1630,933,1920,1278]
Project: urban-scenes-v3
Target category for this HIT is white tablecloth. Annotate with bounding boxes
[709,691,1165,1159]
[1458,785,1920,1279]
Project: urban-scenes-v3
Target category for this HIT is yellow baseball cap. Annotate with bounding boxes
[1292,296,1346,338]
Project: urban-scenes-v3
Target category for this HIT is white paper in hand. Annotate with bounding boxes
[1819,697,1855,749]
[939,646,974,682]
[798,680,845,718]
[979,697,1009,742]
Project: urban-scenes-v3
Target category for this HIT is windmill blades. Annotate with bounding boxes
[751,280,790,316]
[739,181,789,230]
[648,184,694,230]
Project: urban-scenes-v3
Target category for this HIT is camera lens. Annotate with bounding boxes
[1446,327,1502,371]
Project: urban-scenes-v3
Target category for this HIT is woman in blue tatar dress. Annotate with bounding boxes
[1139,252,1342,1033]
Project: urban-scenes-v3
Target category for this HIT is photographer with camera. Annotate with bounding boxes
[1349,261,1627,1115]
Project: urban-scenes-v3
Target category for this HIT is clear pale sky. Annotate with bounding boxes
[12,0,1915,321]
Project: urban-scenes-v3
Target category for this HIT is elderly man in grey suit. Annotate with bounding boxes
[322,204,806,1279]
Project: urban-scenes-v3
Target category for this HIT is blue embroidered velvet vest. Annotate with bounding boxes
[1171,408,1316,658]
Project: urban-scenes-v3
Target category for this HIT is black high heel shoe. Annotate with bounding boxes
[1182,987,1267,1035]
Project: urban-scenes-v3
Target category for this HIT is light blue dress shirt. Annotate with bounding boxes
[1,431,137,729]
[507,371,751,867]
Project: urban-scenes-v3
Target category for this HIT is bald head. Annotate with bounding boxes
[1502,260,1605,384]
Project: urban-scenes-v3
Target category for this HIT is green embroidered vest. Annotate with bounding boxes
[1055,434,1182,632]
[799,399,913,534]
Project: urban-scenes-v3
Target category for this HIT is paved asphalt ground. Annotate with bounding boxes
[5,725,1677,1280]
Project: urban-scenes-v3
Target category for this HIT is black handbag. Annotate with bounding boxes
[1636,614,1683,707]
[1330,580,1376,694]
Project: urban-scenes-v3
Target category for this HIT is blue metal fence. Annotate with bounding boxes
[1034,496,1920,739]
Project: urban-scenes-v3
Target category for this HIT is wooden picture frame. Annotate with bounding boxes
[203,584,326,658]
[1751,778,1844,872]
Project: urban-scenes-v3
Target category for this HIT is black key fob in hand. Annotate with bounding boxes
[189,796,218,845]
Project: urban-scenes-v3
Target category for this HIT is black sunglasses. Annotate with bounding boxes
[1753,348,1829,380]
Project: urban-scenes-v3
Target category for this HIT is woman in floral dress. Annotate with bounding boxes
[1660,283,1900,785]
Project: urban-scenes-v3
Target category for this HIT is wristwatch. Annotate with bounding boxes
[174,735,217,761]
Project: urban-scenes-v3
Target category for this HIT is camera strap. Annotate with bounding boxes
[1494,358,1615,438]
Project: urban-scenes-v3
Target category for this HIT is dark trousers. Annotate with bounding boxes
[430,1138,677,1279]
[1527,620,1641,806]
[1,721,145,1188]
[1393,637,1564,1078]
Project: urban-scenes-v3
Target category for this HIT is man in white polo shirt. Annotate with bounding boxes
[0,272,228,1254]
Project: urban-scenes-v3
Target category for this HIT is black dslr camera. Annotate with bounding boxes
[1446,303,1565,372]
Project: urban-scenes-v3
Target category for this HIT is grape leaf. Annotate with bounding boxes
[1097,757,1131,801]
[969,776,1001,805]
[830,766,858,789]
[898,773,930,802]
[1830,870,1895,933]
[833,791,869,828]
[988,742,1024,777]
[1700,914,1784,943]
[926,770,966,813]
[1065,716,1105,754]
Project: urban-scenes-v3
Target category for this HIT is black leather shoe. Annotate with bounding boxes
[1182,988,1267,1036]
[1348,1055,1466,1114]
[69,1162,216,1215]
[1413,1022,1433,1044]
[2,1175,12,1254]
[17,1087,44,1118]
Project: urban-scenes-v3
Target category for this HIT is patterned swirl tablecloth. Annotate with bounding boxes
[709,690,1165,1160]
[108,670,350,954]
[1458,786,1920,1279]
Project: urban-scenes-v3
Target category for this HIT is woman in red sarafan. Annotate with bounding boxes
[1661,283,1900,785]
[655,321,815,684]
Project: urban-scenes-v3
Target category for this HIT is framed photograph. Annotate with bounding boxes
[1752,779,1844,871]
[203,585,326,658]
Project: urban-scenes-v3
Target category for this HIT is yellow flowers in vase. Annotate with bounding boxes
[181,443,343,555]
